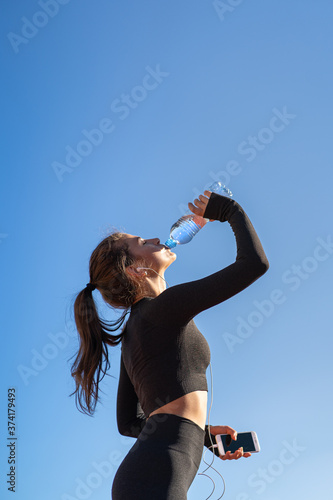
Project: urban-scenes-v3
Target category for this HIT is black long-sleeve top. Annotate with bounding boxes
[116,193,269,446]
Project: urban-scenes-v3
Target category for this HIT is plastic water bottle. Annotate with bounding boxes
[164,182,233,249]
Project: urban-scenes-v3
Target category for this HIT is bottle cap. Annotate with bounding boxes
[209,181,233,197]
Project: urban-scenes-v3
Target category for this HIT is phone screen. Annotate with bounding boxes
[220,432,256,454]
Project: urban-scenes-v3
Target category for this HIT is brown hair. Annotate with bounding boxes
[70,232,143,415]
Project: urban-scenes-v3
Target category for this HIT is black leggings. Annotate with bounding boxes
[111,413,205,499]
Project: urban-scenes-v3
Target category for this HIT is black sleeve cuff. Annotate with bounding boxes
[203,192,240,223]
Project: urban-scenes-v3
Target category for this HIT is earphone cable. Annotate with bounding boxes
[198,361,226,499]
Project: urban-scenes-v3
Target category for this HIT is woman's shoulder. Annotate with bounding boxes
[130,285,194,326]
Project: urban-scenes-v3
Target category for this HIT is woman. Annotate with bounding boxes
[71,189,269,499]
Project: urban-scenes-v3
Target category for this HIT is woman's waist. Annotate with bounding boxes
[147,390,208,430]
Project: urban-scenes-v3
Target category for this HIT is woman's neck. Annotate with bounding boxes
[133,275,167,304]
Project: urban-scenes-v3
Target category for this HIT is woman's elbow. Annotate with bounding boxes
[117,420,140,438]
[117,419,131,437]
[245,254,269,279]
[256,255,269,276]
[117,423,127,436]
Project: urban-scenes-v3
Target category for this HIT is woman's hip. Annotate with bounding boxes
[112,413,205,500]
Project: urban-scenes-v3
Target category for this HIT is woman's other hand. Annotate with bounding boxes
[188,190,212,219]
[209,425,252,460]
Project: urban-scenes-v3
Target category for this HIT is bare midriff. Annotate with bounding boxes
[147,390,207,430]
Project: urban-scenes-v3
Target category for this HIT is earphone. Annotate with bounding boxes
[136,267,170,288]
[136,267,148,275]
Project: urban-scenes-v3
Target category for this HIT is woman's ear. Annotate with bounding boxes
[126,266,147,279]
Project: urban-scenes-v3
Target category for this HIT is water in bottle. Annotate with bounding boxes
[164,182,232,249]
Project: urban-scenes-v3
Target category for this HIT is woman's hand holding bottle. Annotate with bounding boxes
[164,182,232,249]
[188,190,213,221]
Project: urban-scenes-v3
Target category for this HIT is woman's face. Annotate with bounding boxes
[120,234,176,272]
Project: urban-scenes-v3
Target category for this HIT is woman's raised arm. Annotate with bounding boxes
[140,192,269,326]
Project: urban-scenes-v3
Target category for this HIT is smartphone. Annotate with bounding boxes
[207,431,260,456]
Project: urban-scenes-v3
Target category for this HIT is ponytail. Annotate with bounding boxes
[70,232,141,415]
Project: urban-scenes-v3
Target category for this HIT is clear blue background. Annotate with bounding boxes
[1,1,332,499]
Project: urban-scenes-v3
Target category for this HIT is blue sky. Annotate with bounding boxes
[1,1,333,499]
